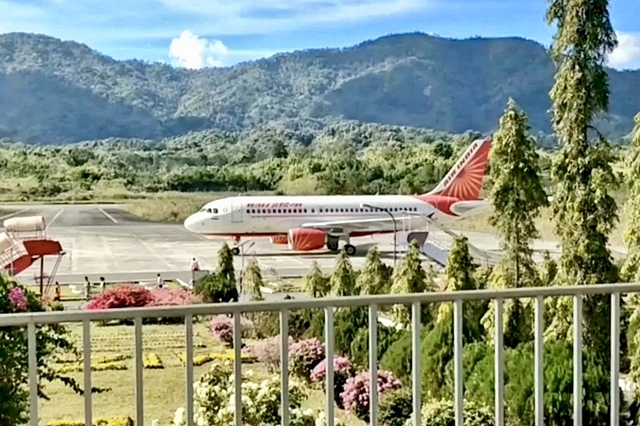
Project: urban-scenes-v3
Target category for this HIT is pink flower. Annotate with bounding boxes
[9,287,28,312]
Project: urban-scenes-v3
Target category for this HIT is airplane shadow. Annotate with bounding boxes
[244,243,398,259]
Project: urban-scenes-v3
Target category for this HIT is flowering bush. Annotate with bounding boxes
[85,284,154,310]
[340,370,402,422]
[251,335,294,373]
[148,287,200,307]
[209,315,253,346]
[289,338,325,381]
[0,276,105,426]
[170,360,335,426]
[310,356,355,408]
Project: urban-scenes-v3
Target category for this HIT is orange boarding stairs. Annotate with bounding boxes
[0,215,65,293]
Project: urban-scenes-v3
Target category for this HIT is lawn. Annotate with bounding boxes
[40,321,364,426]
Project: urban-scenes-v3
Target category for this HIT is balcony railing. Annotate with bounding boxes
[0,282,638,426]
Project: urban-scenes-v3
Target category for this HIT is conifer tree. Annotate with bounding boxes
[217,243,236,284]
[330,250,357,296]
[303,261,330,298]
[357,247,391,295]
[421,236,483,398]
[546,0,619,352]
[539,251,558,287]
[622,113,640,281]
[390,240,435,327]
[481,99,547,347]
[244,258,264,301]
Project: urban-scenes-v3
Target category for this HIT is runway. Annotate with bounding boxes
[0,203,572,286]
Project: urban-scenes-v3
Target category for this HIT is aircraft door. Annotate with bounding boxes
[231,202,243,223]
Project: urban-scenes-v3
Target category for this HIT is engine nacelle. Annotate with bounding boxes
[287,228,326,251]
[269,235,289,245]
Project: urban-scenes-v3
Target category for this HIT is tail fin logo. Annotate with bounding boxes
[427,138,491,200]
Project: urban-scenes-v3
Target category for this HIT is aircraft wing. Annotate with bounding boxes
[299,216,417,233]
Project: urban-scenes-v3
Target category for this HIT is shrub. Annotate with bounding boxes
[85,284,154,310]
[419,399,494,425]
[340,370,402,422]
[47,418,134,426]
[171,361,332,426]
[310,356,355,408]
[149,287,200,307]
[0,277,106,426]
[289,338,325,381]
[378,388,413,426]
[251,335,294,373]
[57,362,127,373]
[143,353,164,369]
[209,315,253,346]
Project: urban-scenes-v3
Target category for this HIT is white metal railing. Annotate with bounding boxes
[0,242,28,274]
[0,283,638,426]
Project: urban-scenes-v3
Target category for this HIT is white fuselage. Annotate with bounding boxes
[183,194,489,237]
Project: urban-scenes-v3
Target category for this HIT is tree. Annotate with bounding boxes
[303,261,330,298]
[356,246,392,295]
[244,258,264,301]
[390,240,436,327]
[421,236,485,399]
[0,276,106,425]
[330,250,357,297]
[546,0,620,354]
[217,243,236,284]
[622,112,640,281]
[538,251,558,287]
[481,99,547,347]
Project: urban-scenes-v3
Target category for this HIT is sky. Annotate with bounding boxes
[1,0,639,70]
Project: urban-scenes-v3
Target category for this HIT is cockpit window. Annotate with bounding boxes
[212,208,218,214]
[201,207,218,214]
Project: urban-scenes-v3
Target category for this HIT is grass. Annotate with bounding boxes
[40,322,364,426]
[452,205,629,249]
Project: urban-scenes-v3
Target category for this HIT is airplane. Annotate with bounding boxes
[183,137,492,256]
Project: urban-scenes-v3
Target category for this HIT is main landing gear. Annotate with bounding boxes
[326,235,357,256]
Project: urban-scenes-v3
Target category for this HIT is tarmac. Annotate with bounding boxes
[0,203,582,287]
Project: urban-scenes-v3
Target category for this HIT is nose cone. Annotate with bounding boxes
[184,213,202,233]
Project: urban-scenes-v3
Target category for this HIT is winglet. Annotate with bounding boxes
[426,138,492,200]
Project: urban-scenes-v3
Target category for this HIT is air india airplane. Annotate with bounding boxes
[183,138,492,256]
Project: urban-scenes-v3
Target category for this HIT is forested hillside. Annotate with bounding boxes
[1,32,638,144]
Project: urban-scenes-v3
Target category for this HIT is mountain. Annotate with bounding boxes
[0,32,639,144]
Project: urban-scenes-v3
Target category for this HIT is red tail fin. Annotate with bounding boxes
[426,138,492,200]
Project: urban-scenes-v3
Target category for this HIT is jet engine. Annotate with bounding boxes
[269,235,289,245]
[287,228,326,251]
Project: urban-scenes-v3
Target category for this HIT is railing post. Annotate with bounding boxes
[83,319,93,426]
[134,317,144,426]
[325,307,335,426]
[573,295,583,426]
[369,304,378,426]
[411,302,421,426]
[611,292,621,425]
[453,299,464,426]
[185,315,194,426]
[494,299,504,426]
[534,295,544,426]
[28,320,38,426]
[233,313,243,426]
[280,310,290,426]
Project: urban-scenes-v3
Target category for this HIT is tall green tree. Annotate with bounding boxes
[244,258,264,301]
[622,112,640,281]
[421,236,484,398]
[357,246,392,295]
[218,243,236,284]
[330,250,357,296]
[303,261,330,298]
[481,99,547,347]
[390,240,436,327]
[546,0,620,352]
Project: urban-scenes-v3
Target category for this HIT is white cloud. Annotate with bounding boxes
[169,30,229,68]
[608,32,640,70]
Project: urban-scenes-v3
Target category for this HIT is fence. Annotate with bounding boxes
[0,282,638,426]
